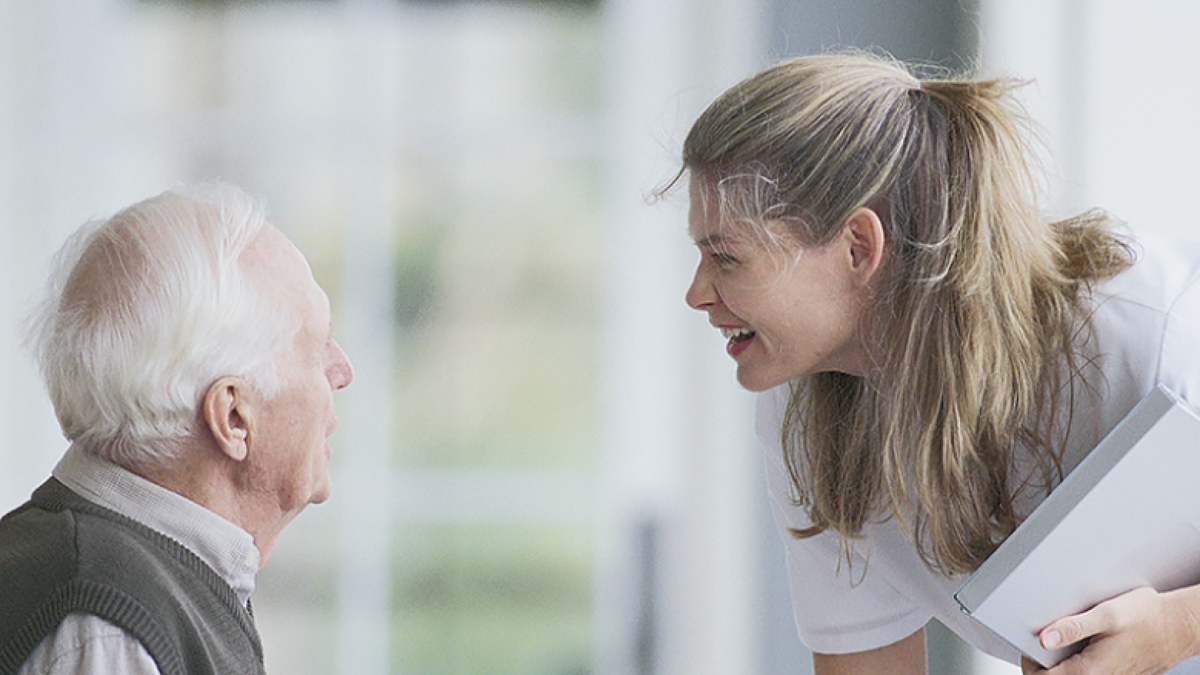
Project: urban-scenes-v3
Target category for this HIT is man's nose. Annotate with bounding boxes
[327,340,354,390]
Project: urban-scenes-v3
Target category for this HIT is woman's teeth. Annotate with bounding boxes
[721,327,755,343]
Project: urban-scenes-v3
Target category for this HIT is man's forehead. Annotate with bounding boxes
[243,224,310,276]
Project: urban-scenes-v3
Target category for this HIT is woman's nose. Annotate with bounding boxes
[685,264,716,311]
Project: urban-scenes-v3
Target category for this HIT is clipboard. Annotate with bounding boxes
[954,385,1200,668]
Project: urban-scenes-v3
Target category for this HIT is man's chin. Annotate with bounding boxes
[310,478,332,505]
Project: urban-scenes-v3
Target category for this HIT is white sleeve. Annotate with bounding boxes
[1081,232,1200,439]
[757,386,929,655]
[17,614,162,675]
[1156,238,1200,404]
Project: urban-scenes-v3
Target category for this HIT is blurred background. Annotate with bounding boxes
[2,1,1198,673]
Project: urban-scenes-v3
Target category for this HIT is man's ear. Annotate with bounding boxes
[203,376,252,462]
[841,207,886,286]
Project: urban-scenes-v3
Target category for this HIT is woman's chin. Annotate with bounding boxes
[735,367,787,393]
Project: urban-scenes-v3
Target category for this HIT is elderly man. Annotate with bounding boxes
[0,183,354,675]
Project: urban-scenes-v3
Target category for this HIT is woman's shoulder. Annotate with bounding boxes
[1079,229,1200,434]
[1097,229,1200,312]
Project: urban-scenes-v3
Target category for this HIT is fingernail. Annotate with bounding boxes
[1042,630,1062,650]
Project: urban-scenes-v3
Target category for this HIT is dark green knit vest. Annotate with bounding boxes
[0,479,265,675]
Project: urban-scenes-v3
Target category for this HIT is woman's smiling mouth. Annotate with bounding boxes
[721,326,757,357]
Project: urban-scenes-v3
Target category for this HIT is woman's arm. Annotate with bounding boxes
[813,628,927,675]
[1022,585,1200,675]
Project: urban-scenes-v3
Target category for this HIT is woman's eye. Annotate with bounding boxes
[710,252,739,268]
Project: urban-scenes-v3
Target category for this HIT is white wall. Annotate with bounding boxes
[596,0,780,673]
[981,0,1200,237]
[0,0,129,513]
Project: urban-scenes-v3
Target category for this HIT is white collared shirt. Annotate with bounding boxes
[17,445,260,675]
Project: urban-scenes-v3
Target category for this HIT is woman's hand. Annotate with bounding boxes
[1020,585,1200,675]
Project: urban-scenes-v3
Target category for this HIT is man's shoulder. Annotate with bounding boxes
[0,484,82,610]
[0,480,167,580]
[1,479,224,607]
[16,615,161,675]
[0,480,258,675]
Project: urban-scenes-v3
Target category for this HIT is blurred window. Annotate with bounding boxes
[115,2,606,673]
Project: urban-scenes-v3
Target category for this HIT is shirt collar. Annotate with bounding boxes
[52,444,259,604]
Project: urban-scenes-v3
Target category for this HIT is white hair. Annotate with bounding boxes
[26,182,301,470]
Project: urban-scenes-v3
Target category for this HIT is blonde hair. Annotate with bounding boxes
[680,53,1132,574]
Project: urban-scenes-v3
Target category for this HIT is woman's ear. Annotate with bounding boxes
[203,376,251,462]
[841,207,886,286]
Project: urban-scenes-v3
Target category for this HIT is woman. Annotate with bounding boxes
[676,52,1200,674]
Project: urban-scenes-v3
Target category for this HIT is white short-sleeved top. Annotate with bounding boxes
[758,231,1200,663]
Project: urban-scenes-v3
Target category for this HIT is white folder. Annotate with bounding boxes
[954,385,1200,668]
